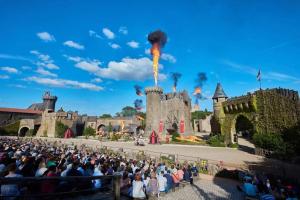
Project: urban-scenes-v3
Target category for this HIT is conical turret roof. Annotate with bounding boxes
[212,83,227,99]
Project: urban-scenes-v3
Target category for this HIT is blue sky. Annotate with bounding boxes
[0,0,299,115]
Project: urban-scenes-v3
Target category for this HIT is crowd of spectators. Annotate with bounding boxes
[237,171,299,200]
[0,137,198,199]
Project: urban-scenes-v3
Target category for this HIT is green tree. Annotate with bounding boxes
[99,114,112,119]
[83,126,96,138]
[191,110,212,122]
[55,121,68,138]
[107,122,113,133]
[121,106,137,117]
[0,121,20,136]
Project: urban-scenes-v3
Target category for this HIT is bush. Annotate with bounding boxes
[111,134,121,141]
[208,134,226,147]
[83,127,96,138]
[0,121,20,136]
[55,121,68,138]
[253,132,284,151]
[228,143,239,148]
[171,132,180,142]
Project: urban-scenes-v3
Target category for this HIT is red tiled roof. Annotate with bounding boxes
[0,107,42,114]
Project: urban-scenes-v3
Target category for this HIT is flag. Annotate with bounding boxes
[257,69,261,81]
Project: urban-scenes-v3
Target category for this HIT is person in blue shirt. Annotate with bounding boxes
[163,169,173,193]
[243,179,257,197]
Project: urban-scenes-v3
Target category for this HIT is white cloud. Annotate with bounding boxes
[91,78,103,83]
[145,49,176,63]
[265,72,298,81]
[0,66,18,73]
[64,55,82,62]
[9,84,26,89]
[223,59,300,83]
[63,40,85,50]
[145,48,150,55]
[26,76,103,91]
[127,41,139,48]
[36,68,57,77]
[68,55,166,81]
[45,63,59,70]
[0,75,9,79]
[96,57,165,81]
[222,60,257,75]
[0,54,31,62]
[119,26,128,35]
[161,53,176,63]
[21,66,32,70]
[89,30,102,39]
[75,60,102,73]
[102,28,115,39]
[30,50,60,70]
[36,32,55,42]
[109,43,121,49]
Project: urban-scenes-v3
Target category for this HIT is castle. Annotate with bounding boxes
[145,86,192,138]
[212,83,300,143]
[0,91,141,137]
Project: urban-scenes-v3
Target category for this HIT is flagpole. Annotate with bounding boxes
[259,79,262,90]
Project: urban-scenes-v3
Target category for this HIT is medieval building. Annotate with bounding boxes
[145,86,192,138]
[212,83,300,143]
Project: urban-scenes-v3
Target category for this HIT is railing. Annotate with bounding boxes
[0,175,122,200]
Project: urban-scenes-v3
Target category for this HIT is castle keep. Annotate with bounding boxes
[145,86,192,138]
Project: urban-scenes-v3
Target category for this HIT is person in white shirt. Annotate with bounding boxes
[158,171,167,193]
[92,165,103,188]
[132,174,146,199]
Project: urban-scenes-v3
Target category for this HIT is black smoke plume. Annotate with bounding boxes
[147,30,167,47]
[195,72,207,88]
[194,72,207,100]
[134,99,143,110]
[171,72,182,88]
[134,85,143,96]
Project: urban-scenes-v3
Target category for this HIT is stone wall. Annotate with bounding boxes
[145,87,192,138]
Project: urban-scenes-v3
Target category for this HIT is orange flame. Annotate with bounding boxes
[193,87,201,95]
[172,86,176,92]
[151,43,160,86]
[136,115,144,121]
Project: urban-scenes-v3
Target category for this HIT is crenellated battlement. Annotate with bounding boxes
[160,90,190,102]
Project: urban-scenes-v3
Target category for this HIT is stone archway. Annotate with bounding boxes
[230,114,255,144]
[19,127,29,137]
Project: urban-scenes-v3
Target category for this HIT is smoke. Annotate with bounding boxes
[134,85,143,96]
[171,72,182,89]
[147,30,167,47]
[134,99,143,110]
[195,72,207,88]
[193,72,207,103]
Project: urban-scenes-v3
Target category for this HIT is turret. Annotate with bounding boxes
[145,87,163,136]
[212,83,228,121]
[42,91,57,112]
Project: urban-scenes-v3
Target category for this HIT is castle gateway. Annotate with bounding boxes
[212,83,300,144]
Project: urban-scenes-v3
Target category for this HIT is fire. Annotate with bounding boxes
[193,87,201,95]
[172,86,176,92]
[151,43,160,86]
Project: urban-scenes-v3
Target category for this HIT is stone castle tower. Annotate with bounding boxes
[145,86,192,138]
[43,91,57,111]
[212,83,228,122]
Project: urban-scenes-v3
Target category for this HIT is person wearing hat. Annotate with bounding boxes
[41,161,58,193]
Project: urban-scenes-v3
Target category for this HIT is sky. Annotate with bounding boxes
[0,0,300,116]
